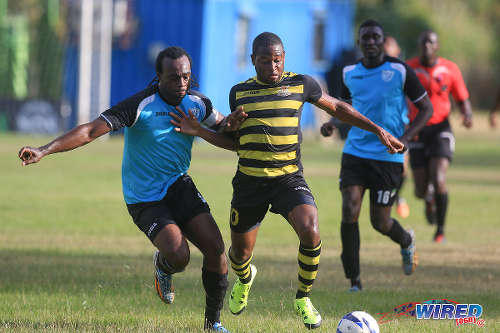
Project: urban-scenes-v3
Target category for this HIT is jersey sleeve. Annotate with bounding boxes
[340,76,352,103]
[303,75,323,103]
[189,90,226,131]
[229,86,237,112]
[449,62,469,102]
[403,64,427,103]
[100,85,156,131]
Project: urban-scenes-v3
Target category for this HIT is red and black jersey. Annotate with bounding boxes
[407,57,469,126]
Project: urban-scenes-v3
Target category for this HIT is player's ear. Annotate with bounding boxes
[251,54,256,66]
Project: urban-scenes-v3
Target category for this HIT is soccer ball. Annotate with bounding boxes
[337,311,380,333]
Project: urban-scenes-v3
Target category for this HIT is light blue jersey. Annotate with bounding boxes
[101,86,219,204]
[341,56,427,163]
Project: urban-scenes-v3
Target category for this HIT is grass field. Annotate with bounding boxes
[1,114,499,332]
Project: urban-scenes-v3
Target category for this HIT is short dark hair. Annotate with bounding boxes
[359,19,384,35]
[418,30,437,43]
[252,32,284,55]
[155,46,193,74]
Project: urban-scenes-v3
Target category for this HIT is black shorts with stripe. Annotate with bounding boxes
[126,174,210,242]
[339,153,403,207]
[230,171,316,233]
[408,118,454,169]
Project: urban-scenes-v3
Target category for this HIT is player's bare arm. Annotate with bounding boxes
[170,107,239,151]
[314,92,404,153]
[18,118,111,166]
[399,94,433,146]
[458,99,473,128]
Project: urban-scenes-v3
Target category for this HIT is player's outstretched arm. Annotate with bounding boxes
[18,118,111,166]
[314,93,404,153]
[170,107,239,151]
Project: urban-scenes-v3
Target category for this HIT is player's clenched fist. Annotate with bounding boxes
[18,146,43,166]
[320,122,336,137]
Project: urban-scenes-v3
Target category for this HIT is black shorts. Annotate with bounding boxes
[126,174,210,242]
[230,171,316,233]
[409,119,454,169]
[339,153,403,206]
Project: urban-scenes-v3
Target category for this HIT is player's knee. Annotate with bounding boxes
[435,179,447,194]
[230,246,252,263]
[166,248,190,272]
[296,216,320,245]
[342,201,360,222]
[203,239,225,261]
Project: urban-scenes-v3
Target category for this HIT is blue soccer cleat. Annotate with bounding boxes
[401,229,418,275]
[207,322,231,332]
[153,251,175,304]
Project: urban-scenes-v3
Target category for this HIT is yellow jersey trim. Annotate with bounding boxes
[239,134,298,145]
[238,150,297,161]
[238,164,299,177]
[235,85,304,100]
[241,100,303,112]
[239,117,299,129]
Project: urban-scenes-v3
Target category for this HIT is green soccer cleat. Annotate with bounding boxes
[229,264,257,315]
[294,297,322,329]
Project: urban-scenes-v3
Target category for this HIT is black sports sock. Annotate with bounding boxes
[340,222,360,280]
[435,193,448,235]
[202,268,228,328]
[387,218,411,249]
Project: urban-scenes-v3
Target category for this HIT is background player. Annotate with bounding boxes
[320,20,433,292]
[222,32,404,329]
[18,46,246,332]
[407,30,473,243]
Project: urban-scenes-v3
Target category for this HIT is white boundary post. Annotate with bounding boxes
[77,0,94,125]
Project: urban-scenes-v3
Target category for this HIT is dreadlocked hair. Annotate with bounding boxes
[148,46,199,88]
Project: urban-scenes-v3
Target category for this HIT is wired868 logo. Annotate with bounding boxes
[377,299,485,328]
[415,300,485,328]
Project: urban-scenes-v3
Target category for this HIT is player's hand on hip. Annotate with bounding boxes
[224,106,247,132]
[377,129,405,154]
[18,146,43,166]
[320,122,335,137]
[170,107,201,136]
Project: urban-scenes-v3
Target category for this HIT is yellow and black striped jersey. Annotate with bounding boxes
[229,72,322,178]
